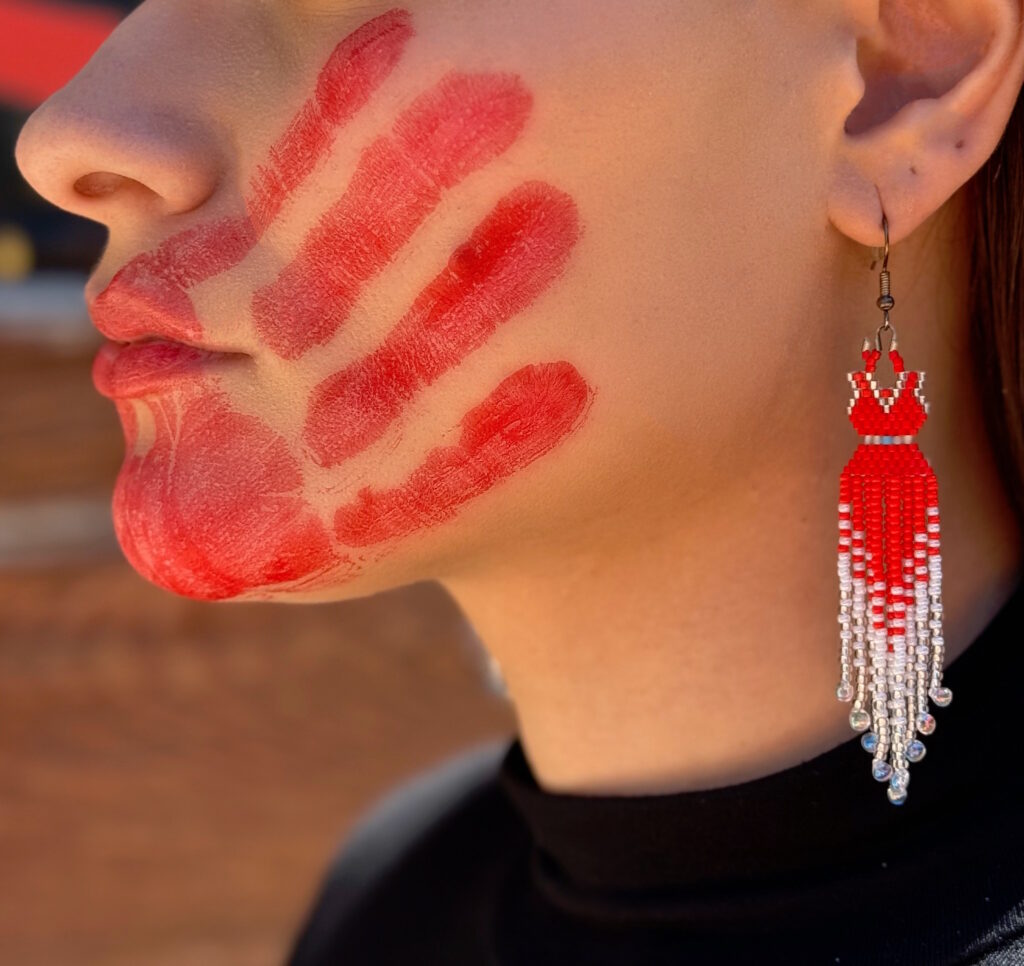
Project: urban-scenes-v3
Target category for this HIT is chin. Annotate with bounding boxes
[110,466,432,603]
[110,468,345,603]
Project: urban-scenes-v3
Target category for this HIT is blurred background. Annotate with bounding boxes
[0,2,515,963]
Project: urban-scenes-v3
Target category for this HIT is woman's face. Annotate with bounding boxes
[15,0,853,602]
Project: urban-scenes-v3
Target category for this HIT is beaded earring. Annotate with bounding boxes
[835,211,951,806]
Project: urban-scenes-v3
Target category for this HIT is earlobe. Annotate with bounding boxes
[828,0,1024,247]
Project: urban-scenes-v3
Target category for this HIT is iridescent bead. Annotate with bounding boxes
[861,732,878,753]
[872,759,893,782]
[836,682,854,702]
[906,740,926,762]
[928,685,953,707]
[849,709,871,731]
[891,767,910,791]
[887,785,907,805]
[916,712,936,735]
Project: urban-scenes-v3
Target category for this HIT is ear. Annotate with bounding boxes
[829,0,1024,247]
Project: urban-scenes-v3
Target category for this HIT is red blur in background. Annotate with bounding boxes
[0,0,120,109]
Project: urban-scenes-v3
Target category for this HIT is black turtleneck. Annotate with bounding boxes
[288,579,1024,965]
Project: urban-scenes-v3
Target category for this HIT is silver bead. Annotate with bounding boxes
[872,759,893,782]
[849,708,871,731]
[906,740,926,762]
[887,785,908,805]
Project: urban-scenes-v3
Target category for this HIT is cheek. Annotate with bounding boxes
[332,361,594,546]
[251,69,533,360]
[99,7,602,600]
[110,361,594,601]
[303,180,580,467]
[112,386,341,600]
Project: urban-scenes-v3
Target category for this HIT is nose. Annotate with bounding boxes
[14,14,225,226]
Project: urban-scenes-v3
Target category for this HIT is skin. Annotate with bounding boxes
[15,0,1024,794]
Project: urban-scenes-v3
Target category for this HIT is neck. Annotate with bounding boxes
[442,440,1021,796]
[439,202,1023,796]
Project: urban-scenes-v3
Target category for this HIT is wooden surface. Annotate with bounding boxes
[0,338,515,965]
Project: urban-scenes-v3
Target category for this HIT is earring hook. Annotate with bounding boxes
[880,212,889,271]
[874,210,896,352]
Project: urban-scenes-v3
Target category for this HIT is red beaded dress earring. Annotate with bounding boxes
[836,211,951,806]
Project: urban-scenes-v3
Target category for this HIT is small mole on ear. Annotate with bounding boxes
[955,139,965,149]
[909,165,917,175]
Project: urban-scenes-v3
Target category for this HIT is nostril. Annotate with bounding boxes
[16,103,223,220]
[74,171,127,198]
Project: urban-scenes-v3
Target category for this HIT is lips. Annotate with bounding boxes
[88,268,203,345]
[87,261,248,398]
[92,339,246,399]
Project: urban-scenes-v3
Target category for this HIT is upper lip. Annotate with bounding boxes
[85,272,247,356]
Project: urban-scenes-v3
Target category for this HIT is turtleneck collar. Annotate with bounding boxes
[498,578,1024,898]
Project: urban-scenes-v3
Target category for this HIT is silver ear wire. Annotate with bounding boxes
[875,213,897,352]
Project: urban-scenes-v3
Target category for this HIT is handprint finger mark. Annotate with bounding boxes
[304,180,580,467]
[251,70,532,360]
[89,8,413,345]
[332,361,594,546]
[247,8,414,233]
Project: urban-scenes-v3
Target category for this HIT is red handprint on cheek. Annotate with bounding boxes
[90,8,597,602]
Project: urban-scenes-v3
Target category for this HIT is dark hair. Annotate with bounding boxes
[965,92,1024,535]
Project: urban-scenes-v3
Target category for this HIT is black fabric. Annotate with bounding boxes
[288,579,1024,965]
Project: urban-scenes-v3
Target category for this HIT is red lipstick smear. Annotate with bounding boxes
[247,8,414,233]
[88,8,412,344]
[113,387,341,600]
[251,71,532,359]
[116,398,139,450]
[333,362,593,546]
[303,181,580,467]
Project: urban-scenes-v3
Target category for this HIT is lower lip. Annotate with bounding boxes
[92,340,246,399]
